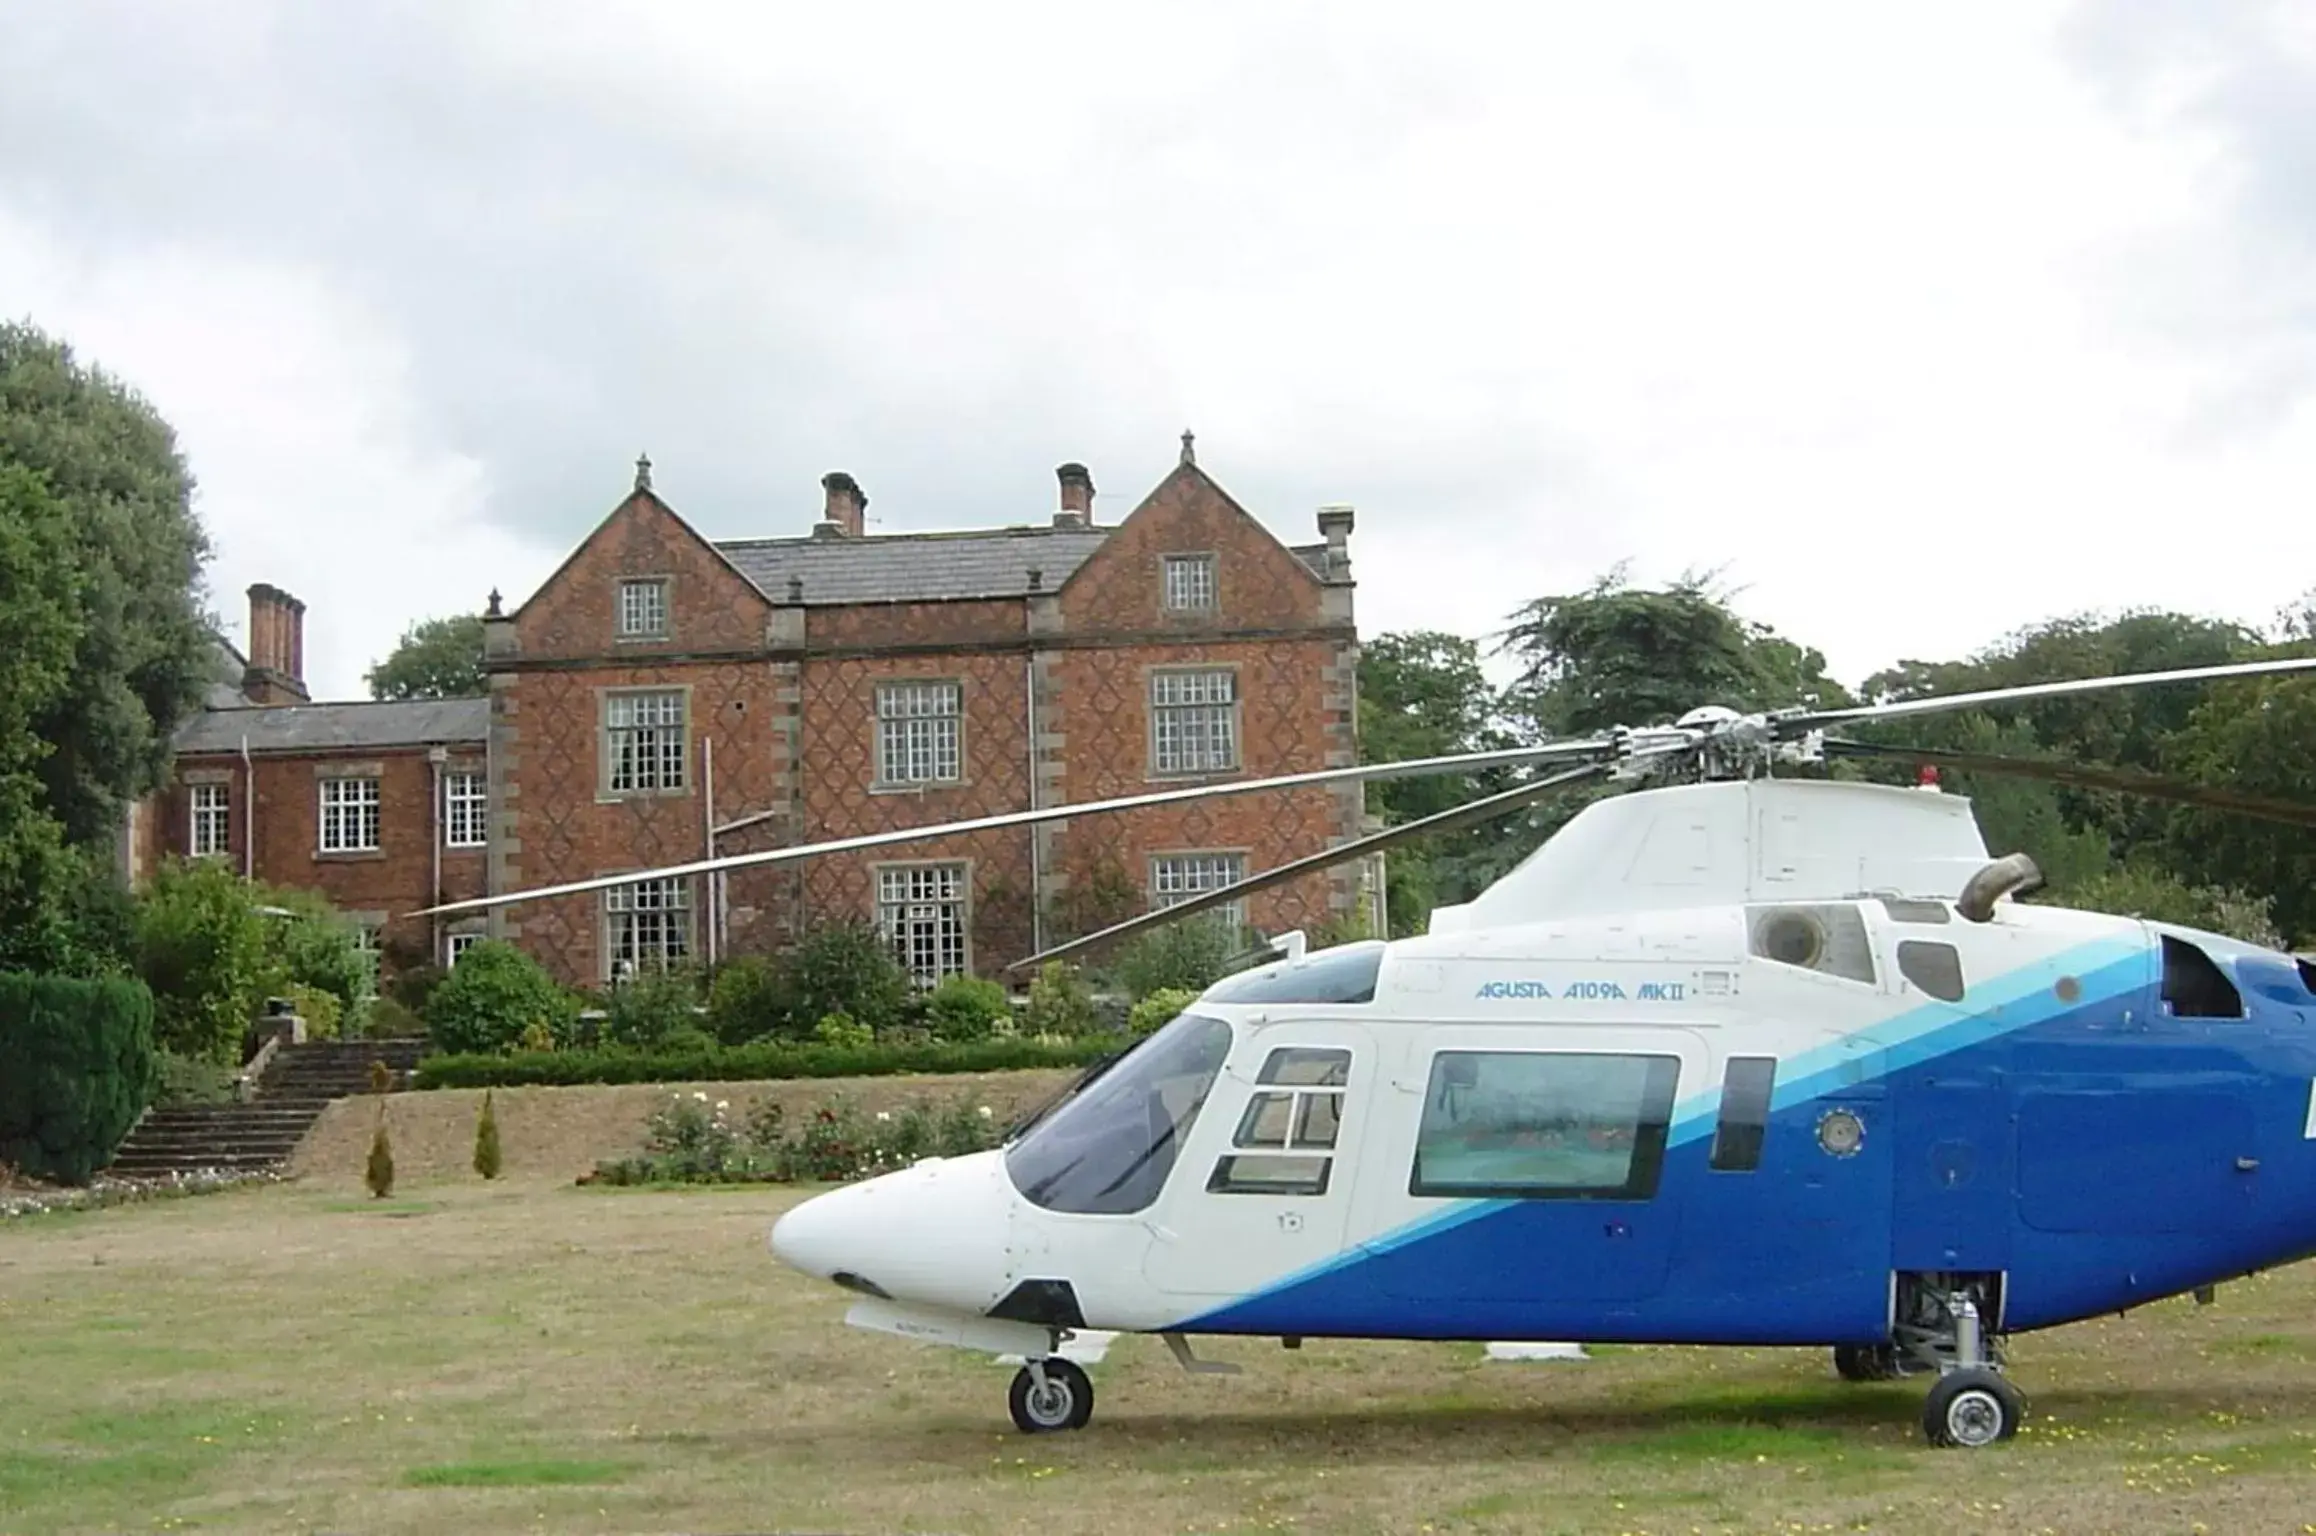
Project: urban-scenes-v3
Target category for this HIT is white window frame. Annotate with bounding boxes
[1152,851,1249,932]
[617,577,668,639]
[876,862,970,989]
[444,771,486,848]
[446,931,483,966]
[603,878,692,978]
[1150,667,1239,776]
[875,681,963,787]
[604,688,688,795]
[1162,552,1217,612]
[318,777,380,853]
[189,783,229,858]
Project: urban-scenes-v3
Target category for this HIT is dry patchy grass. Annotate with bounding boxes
[9,1150,2316,1532]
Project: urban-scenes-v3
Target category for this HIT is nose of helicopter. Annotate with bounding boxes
[769,1149,1018,1314]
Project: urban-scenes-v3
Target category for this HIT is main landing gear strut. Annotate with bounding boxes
[1837,1273,2024,1449]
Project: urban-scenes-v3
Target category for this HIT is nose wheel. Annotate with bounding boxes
[1008,1358,1094,1433]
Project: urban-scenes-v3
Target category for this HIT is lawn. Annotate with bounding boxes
[8,1169,2316,1534]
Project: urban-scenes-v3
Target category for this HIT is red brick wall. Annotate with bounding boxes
[807,598,1024,652]
[1058,463,1326,633]
[511,489,771,661]
[155,748,487,963]
[492,487,792,981]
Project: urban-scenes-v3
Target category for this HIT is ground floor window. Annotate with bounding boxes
[877,863,968,988]
[605,878,691,979]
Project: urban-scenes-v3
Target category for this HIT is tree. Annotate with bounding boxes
[1356,631,1517,932]
[366,614,486,700]
[0,321,214,849]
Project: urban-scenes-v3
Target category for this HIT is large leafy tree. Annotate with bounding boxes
[1356,631,1517,931]
[0,322,214,849]
[366,613,486,700]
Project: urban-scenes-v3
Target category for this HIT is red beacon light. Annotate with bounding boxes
[1916,764,1942,793]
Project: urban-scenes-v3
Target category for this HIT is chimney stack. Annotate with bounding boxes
[1053,462,1096,528]
[243,583,309,706]
[816,471,866,538]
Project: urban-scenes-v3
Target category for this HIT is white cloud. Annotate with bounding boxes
[0,213,564,699]
[3,0,2312,708]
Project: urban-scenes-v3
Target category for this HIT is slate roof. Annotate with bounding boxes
[174,697,488,755]
[713,526,1336,604]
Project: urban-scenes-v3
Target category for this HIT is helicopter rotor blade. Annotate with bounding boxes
[1822,739,2316,830]
[406,736,1624,919]
[1785,654,2316,732]
[1002,757,1624,973]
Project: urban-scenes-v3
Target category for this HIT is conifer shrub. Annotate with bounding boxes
[365,1108,395,1198]
[0,971,160,1183]
[367,1058,392,1094]
[472,1089,502,1179]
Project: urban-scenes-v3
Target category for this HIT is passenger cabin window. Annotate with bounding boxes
[1709,1056,1776,1172]
[1410,1051,1679,1201]
[1003,1011,1234,1215]
[1747,904,1876,984]
[2162,935,2244,1020]
[1897,940,1966,1002]
[1209,1047,1349,1196]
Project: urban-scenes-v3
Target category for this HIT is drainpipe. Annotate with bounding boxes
[428,746,447,964]
[702,736,718,967]
[1026,652,1043,957]
[240,734,254,879]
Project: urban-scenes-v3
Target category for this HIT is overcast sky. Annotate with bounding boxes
[3,1,2311,706]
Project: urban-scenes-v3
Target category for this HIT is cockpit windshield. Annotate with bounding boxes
[1003,1010,1234,1215]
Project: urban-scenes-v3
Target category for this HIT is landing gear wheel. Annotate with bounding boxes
[1833,1344,1889,1381]
[1008,1358,1093,1434]
[1922,1368,2023,1448]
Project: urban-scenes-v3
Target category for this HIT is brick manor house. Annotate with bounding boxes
[129,439,1372,990]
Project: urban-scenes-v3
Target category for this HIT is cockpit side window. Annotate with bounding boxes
[1003,1011,1234,1215]
[2162,935,2244,1020]
[1209,1046,1351,1196]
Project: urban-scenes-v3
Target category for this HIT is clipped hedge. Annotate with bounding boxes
[0,971,160,1183]
[412,1032,1131,1090]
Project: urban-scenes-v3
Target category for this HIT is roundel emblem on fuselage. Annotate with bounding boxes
[1817,1108,1865,1158]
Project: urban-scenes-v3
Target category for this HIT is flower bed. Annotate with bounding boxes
[582,1088,1012,1187]
[416,1033,1126,1091]
[0,1165,289,1221]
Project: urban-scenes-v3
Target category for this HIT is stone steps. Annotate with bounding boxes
[105,1038,430,1179]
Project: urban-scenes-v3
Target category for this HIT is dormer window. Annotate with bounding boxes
[1162,553,1216,612]
[618,578,668,639]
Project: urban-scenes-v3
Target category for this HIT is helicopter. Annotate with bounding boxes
[415,654,2316,1449]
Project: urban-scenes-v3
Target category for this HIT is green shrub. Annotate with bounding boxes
[414,1031,1127,1090]
[360,995,425,1039]
[388,962,448,1017]
[281,981,343,1041]
[1110,920,1235,1001]
[424,940,579,1055]
[925,974,1011,1043]
[776,919,912,1035]
[813,1010,873,1048]
[132,859,273,1063]
[0,971,159,1184]
[1024,960,1099,1037]
[705,955,787,1045]
[256,885,370,1012]
[154,1048,235,1107]
[366,1108,395,1198]
[473,1089,502,1179]
[1128,987,1199,1037]
[588,1088,1008,1187]
[601,967,704,1051]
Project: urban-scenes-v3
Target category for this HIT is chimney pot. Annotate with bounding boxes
[1054,462,1095,527]
[820,471,866,537]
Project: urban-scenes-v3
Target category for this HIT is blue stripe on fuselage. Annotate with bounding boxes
[1161,936,2163,1338]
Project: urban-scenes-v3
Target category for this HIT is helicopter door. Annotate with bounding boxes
[1356,1027,1708,1309]
[1141,1023,1374,1302]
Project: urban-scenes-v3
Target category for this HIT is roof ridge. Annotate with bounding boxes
[716,525,1109,550]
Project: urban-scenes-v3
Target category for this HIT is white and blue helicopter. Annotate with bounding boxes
[421,656,2316,1449]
